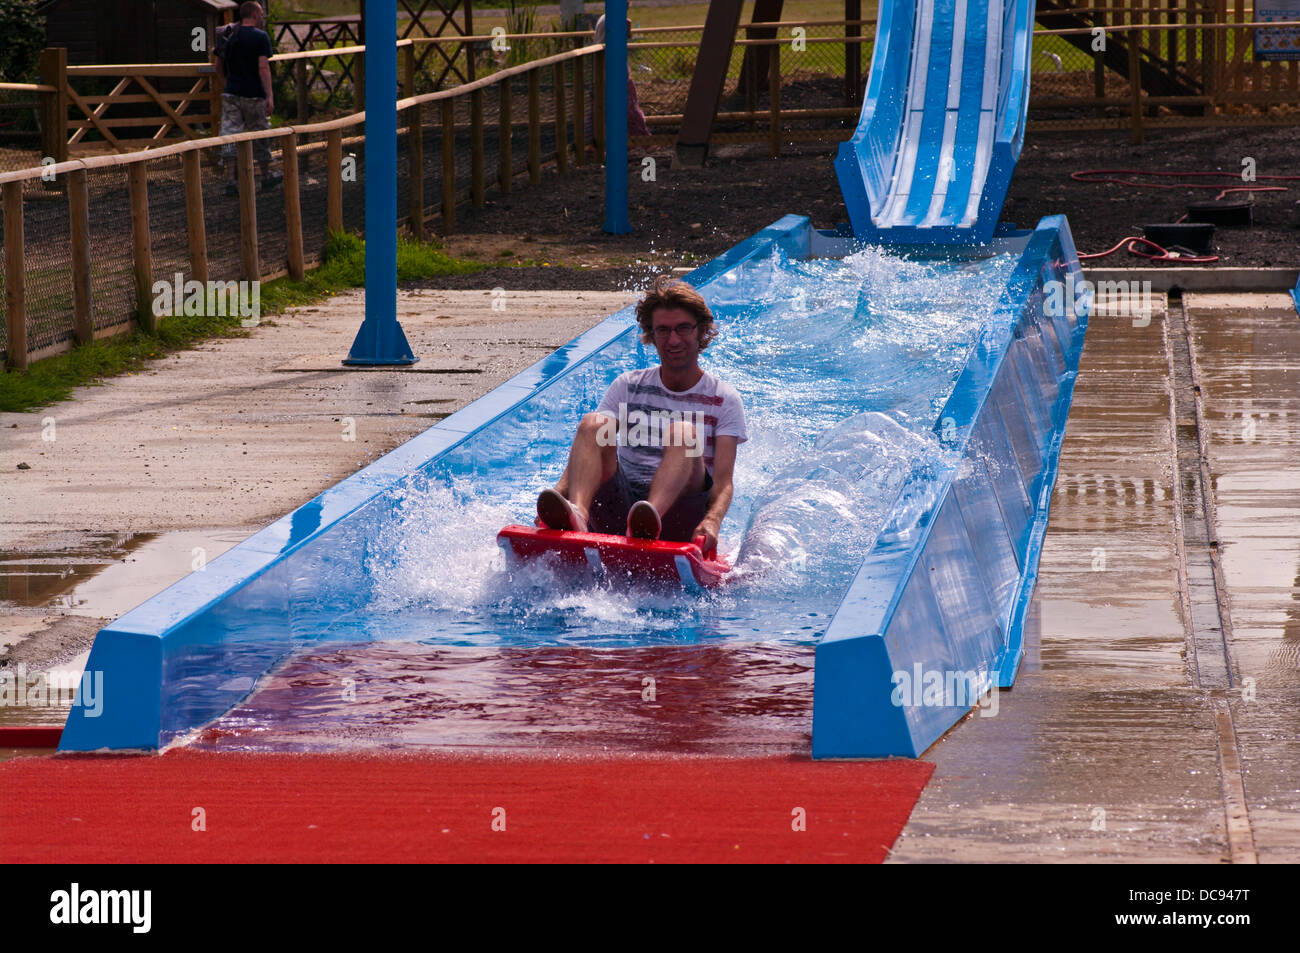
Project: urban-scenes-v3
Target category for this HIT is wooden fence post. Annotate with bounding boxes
[593,51,604,157]
[3,182,27,370]
[527,69,541,185]
[355,50,365,112]
[769,41,781,158]
[182,150,208,288]
[572,54,585,166]
[471,86,484,208]
[236,139,260,281]
[283,133,305,280]
[553,63,569,174]
[67,167,94,345]
[441,98,456,234]
[39,48,68,191]
[295,60,309,122]
[1128,38,1144,145]
[406,48,426,239]
[498,78,513,193]
[127,162,156,332]
[327,127,343,234]
[845,0,862,104]
[210,65,222,146]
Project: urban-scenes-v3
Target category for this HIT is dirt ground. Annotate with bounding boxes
[426,124,1300,292]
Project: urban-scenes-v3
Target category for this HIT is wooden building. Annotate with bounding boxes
[36,0,237,66]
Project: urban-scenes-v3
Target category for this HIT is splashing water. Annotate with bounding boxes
[194,244,1023,751]
[343,245,1018,648]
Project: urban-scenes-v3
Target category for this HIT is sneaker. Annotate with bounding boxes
[224,181,238,197]
[537,488,587,533]
[627,500,661,540]
[261,173,283,191]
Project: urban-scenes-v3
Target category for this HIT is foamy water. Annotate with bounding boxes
[194,245,1020,751]
[324,246,1019,648]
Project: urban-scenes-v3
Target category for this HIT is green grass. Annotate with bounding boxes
[0,306,254,414]
[0,232,485,414]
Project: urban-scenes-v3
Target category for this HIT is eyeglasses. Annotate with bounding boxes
[652,322,699,341]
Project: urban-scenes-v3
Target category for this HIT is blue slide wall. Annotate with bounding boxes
[813,215,1087,757]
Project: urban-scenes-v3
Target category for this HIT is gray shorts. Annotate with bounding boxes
[588,464,713,542]
[220,94,272,163]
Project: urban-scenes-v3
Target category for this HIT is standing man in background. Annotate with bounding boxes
[214,1,281,197]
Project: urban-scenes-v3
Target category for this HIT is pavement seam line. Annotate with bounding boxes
[1171,294,1258,865]
[1181,298,1243,688]
[1211,692,1258,864]
[1162,300,1199,688]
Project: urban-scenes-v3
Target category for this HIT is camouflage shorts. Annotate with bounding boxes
[219,94,272,163]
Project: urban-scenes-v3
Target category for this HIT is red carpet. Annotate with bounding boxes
[1,750,932,863]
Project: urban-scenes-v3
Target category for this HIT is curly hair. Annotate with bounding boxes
[635,275,717,349]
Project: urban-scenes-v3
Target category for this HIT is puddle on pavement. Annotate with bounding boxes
[1,529,250,742]
[1,528,249,618]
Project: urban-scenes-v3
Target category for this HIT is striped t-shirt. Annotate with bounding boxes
[595,367,748,491]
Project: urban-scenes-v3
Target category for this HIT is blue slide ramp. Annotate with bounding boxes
[836,0,1036,245]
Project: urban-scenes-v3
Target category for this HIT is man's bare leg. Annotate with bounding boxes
[553,412,618,521]
[644,421,706,516]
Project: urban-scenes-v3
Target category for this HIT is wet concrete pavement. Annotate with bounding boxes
[0,288,633,675]
[4,281,1297,863]
[0,288,634,552]
[890,291,1300,863]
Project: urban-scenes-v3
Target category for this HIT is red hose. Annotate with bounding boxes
[1071,167,1295,201]
[1077,235,1219,264]
[1070,167,1289,262]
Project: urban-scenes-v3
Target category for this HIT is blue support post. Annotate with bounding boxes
[602,0,631,234]
[344,0,417,365]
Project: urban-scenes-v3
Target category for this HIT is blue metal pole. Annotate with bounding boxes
[344,0,416,365]
[602,0,631,234]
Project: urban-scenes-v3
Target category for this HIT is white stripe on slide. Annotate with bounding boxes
[963,0,1002,226]
[963,109,996,227]
[983,0,1002,112]
[922,110,959,226]
[922,0,966,226]
[946,0,969,111]
[878,0,933,227]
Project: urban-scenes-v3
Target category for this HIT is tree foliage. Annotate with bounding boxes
[0,0,46,83]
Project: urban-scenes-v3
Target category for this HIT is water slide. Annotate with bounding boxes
[836,0,1036,245]
[60,0,1088,758]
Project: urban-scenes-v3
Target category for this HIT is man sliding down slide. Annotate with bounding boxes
[537,276,748,551]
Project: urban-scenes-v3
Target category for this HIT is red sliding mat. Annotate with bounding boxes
[2,750,932,863]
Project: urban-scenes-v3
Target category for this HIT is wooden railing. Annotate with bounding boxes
[1030,19,1300,141]
[1,43,603,370]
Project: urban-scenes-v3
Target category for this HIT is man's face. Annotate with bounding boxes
[649,306,702,373]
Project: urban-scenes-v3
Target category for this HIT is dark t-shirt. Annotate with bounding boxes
[222,26,273,99]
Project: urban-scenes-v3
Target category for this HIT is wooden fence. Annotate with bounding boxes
[9,11,1294,170]
[1,42,604,370]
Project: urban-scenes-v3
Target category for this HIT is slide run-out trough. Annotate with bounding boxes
[62,213,1087,757]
